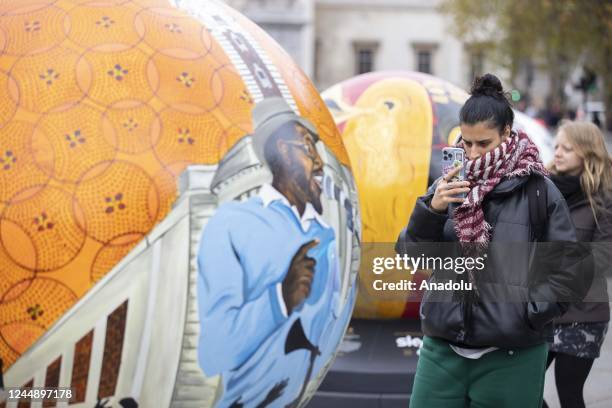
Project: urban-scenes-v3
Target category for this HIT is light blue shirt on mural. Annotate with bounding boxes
[197,184,354,408]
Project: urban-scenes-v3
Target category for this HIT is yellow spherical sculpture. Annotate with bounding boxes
[322,72,466,319]
[0,1,358,406]
[322,71,552,320]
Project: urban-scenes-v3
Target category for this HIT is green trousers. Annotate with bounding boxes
[410,336,548,408]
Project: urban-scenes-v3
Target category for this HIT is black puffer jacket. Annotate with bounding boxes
[396,174,592,348]
[552,176,611,324]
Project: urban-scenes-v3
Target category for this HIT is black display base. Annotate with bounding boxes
[308,318,422,408]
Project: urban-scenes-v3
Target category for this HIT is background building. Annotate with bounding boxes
[224,0,486,92]
[313,0,474,91]
[223,0,607,130]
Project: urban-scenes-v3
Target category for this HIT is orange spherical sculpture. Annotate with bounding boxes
[0,0,349,382]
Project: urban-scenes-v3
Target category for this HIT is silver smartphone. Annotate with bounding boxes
[442,147,466,197]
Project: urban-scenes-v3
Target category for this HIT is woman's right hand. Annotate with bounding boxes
[430,165,471,212]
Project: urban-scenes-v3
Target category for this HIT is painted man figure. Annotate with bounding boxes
[196,98,353,408]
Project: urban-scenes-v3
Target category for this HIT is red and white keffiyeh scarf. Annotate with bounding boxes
[453,130,549,246]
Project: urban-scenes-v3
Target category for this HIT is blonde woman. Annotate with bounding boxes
[544,121,612,408]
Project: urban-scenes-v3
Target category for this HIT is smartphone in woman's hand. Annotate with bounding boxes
[442,147,466,198]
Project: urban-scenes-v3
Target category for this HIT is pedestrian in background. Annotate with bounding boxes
[544,121,612,408]
[396,73,590,408]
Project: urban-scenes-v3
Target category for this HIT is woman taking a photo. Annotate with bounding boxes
[543,121,611,408]
[396,73,589,408]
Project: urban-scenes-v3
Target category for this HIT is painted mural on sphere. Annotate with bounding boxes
[0,0,359,407]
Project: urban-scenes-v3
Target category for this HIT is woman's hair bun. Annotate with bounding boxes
[470,73,504,98]
[461,73,514,131]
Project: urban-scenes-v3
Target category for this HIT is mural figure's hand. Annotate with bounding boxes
[283,239,319,314]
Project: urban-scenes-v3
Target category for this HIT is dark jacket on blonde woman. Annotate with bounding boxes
[552,175,611,324]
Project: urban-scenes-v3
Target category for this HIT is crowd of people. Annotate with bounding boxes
[516,98,607,134]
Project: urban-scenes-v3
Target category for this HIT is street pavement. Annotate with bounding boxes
[543,280,612,407]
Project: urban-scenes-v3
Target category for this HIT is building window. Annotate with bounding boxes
[470,50,484,83]
[357,49,374,74]
[353,42,378,75]
[417,50,432,74]
[411,42,438,75]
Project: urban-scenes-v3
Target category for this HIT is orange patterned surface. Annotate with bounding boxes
[0,0,347,370]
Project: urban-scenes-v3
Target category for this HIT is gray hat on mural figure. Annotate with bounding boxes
[251,97,319,162]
